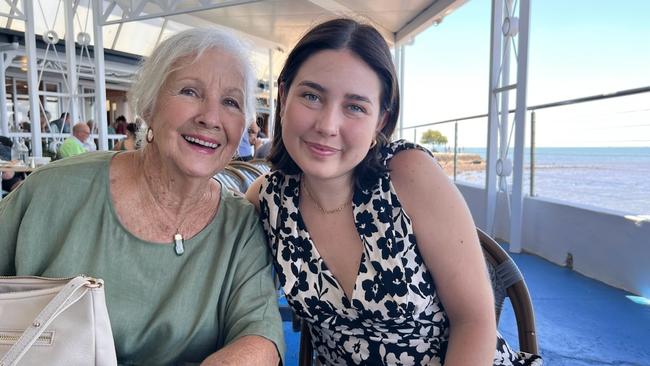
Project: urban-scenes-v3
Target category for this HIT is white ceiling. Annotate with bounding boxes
[103,0,467,52]
[0,0,468,83]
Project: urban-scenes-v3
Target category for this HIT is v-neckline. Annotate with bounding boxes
[293,176,366,306]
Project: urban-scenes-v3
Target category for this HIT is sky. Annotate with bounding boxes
[402,0,650,147]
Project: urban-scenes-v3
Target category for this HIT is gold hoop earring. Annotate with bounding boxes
[369,138,377,149]
[146,127,154,143]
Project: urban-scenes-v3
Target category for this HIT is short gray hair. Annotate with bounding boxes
[128,28,257,127]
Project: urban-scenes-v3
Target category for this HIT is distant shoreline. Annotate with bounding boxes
[432,152,485,175]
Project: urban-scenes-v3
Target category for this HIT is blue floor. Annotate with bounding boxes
[280,248,650,366]
[499,249,650,366]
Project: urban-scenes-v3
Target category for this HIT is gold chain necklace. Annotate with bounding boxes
[301,179,352,215]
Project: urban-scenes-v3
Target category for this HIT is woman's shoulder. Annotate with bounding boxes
[381,139,434,165]
[381,140,450,207]
[219,184,260,220]
[35,151,116,176]
[1,152,115,216]
[23,151,115,189]
[258,169,298,194]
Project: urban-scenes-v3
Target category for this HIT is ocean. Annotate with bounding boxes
[454,147,650,215]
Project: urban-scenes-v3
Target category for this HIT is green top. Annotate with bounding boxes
[0,152,285,365]
[58,136,86,158]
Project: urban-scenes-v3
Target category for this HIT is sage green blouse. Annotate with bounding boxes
[0,152,284,365]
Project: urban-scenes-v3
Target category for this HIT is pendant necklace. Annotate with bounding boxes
[301,178,352,215]
[142,189,197,257]
[170,184,215,255]
[173,231,185,256]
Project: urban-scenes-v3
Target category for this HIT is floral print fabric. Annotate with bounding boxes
[259,140,542,365]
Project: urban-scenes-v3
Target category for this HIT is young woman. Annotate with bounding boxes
[247,18,542,365]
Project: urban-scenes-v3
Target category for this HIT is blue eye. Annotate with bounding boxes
[303,93,319,102]
[179,87,198,97]
[348,104,366,113]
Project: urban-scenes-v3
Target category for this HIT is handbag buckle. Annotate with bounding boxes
[84,277,103,288]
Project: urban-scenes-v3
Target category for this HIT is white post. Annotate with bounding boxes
[64,0,79,125]
[93,0,108,150]
[398,45,405,140]
[0,53,8,136]
[485,1,504,234]
[509,0,531,253]
[268,48,274,137]
[25,0,42,157]
[498,5,511,193]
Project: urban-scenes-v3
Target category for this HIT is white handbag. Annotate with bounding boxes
[0,275,117,366]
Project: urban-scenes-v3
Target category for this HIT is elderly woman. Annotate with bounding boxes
[0,29,283,365]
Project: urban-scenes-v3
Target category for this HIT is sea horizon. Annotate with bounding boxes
[442,146,650,215]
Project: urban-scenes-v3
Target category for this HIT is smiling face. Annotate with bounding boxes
[147,48,246,179]
[280,49,385,182]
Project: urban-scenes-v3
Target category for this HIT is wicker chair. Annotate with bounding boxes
[248,158,272,174]
[213,166,247,193]
[228,161,264,190]
[477,227,538,354]
[298,228,539,365]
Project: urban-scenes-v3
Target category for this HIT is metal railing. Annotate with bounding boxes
[401,85,650,196]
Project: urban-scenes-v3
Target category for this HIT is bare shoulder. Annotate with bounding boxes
[244,173,270,212]
[389,148,451,201]
[389,147,475,233]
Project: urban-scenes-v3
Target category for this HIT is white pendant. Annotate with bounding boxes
[174,233,185,256]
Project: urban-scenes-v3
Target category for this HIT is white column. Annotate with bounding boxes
[484,1,504,234]
[25,0,42,157]
[498,15,511,193]
[268,48,274,137]
[386,44,402,142]
[93,0,108,150]
[0,53,8,136]
[509,0,531,253]
[64,0,79,125]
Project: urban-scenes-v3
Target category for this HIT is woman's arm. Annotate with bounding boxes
[205,207,284,364]
[390,149,496,366]
[245,175,265,212]
[201,335,279,365]
[0,175,32,274]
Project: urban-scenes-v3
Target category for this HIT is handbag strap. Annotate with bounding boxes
[0,276,93,366]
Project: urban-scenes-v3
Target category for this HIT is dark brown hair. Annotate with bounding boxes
[268,18,400,188]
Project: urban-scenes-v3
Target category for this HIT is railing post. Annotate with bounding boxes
[530,110,535,196]
[453,121,458,181]
[413,128,417,144]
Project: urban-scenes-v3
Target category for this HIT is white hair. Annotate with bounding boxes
[128,28,257,129]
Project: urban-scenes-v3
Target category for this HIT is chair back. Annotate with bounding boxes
[477,228,539,354]
[248,159,271,174]
[297,228,539,365]
[213,167,247,193]
[228,161,263,190]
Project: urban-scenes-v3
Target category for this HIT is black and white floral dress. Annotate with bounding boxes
[259,140,543,366]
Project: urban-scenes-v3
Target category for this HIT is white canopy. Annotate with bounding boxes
[1,0,466,84]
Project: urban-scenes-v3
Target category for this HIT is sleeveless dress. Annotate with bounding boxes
[259,140,543,366]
